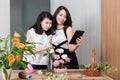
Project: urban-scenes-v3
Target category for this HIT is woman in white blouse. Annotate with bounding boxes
[23,11,54,69]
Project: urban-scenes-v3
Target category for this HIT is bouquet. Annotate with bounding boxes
[0,32,35,80]
[45,48,71,69]
[52,48,71,69]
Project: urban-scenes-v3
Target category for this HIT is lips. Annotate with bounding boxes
[44,28,49,31]
[58,19,64,24]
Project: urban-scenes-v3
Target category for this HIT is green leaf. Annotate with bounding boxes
[20,61,27,69]
[0,62,3,68]
[43,53,48,56]
[22,56,27,61]
[3,68,9,80]
[25,48,35,56]
[4,34,10,55]
[0,50,5,53]
[0,38,4,43]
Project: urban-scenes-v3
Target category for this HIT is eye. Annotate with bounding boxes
[59,14,62,16]
[49,22,52,25]
[45,22,49,24]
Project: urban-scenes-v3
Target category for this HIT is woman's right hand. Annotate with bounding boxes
[45,44,53,50]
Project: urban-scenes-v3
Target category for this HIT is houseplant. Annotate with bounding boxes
[80,62,117,76]
[0,32,35,80]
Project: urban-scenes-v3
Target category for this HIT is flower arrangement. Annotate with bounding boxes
[80,62,117,76]
[52,48,71,69]
[44,43,71,74]
[45,72,67,80]
[45,48,70,69]
[0,32,35,80]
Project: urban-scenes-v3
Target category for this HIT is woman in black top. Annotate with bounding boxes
[52,6,83,69]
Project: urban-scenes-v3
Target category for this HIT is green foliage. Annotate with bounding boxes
[45,72,67,80]
[0,32,35,69]
[80,62,117,73]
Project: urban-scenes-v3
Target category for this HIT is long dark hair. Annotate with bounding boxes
[53,6,72,31]
[30,11,54,35]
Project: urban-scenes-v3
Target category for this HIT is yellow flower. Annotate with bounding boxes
[14,32,21,38]
[16,55,21,62]
[0,32,35,71]
[8,54,15,63]
[12,38,19,45]
[17,43,25,49]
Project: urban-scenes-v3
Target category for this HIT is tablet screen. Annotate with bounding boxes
[69,30,84,44]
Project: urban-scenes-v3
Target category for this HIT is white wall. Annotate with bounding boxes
[0,0,10,38]
[0,0,10,77]
[50,0,101,65]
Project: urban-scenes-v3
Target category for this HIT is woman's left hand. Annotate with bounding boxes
[76,36,82,46]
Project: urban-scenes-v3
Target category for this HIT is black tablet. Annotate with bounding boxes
[69,30,84,44]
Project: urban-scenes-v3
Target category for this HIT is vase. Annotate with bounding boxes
[53,67,67,74]
[48,55,53,71]
[1,67,12,80]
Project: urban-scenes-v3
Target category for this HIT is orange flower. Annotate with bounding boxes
[14,32,21,38]
[16,55,21,62]
[8,54,15,63]
[17,43,25,49]
[12,38,19,44]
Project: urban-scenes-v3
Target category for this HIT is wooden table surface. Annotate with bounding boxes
[0,69,113,80]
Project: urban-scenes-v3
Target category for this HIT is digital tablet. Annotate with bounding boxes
[69,30,84,44]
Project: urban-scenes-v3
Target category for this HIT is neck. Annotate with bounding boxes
[57,24,64,29]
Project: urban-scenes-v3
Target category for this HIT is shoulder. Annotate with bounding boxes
[64,26,72,32]
[66,26,73,33]
[28,28,34,32]
[27,28,35,33]
[27,28,35,36]
[64,26,74,38]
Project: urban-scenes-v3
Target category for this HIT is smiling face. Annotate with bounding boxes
[41,18,52,31]
[56,9,67,25]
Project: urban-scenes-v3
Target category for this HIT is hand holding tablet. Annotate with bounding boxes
[69,30,84,44]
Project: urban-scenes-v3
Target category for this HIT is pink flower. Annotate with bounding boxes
[50,48,71,68]
[53,60,60,67]
[54,54,60,59]
[59,59,64,64]
[65,57,71,62]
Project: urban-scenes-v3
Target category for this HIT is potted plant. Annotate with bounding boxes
[80,62,117,76]
[0,32,35,80]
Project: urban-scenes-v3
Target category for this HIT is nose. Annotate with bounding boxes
[47,23,51,28]
[61,16,64,20]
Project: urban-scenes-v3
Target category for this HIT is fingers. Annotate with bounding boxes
[76,37,82,46]
[47,44,53,49]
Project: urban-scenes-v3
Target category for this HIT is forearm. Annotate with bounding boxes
[33,44,52,53]
[68,44,79,52]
